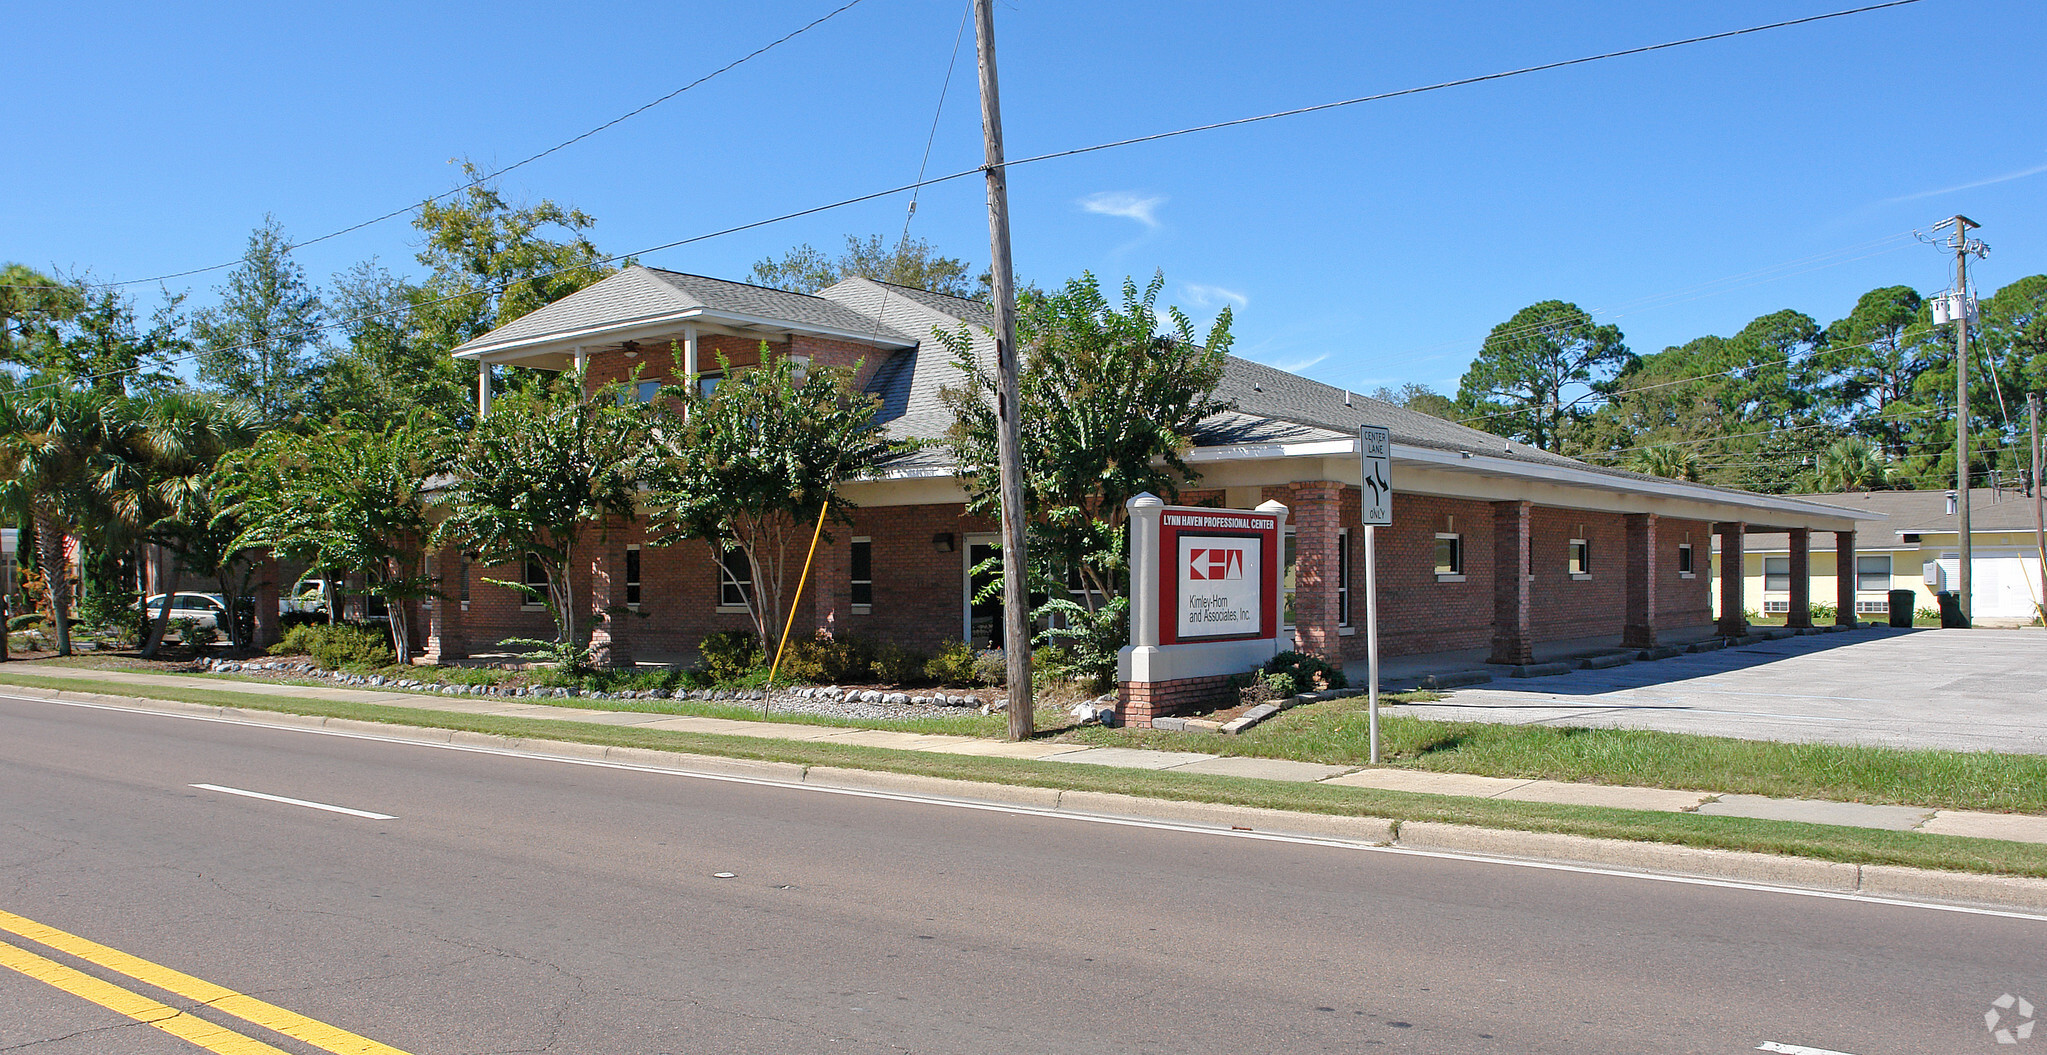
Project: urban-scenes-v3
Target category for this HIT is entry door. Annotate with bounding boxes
[965,535,1003,649]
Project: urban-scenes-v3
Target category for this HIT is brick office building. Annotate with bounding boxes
[423,265,1877,694]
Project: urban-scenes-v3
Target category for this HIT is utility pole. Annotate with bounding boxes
[2033,392,2045,622]
[1935,215,1986,625]
[973,0,1033,740]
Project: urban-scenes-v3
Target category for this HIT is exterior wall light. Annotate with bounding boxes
[932,532,956,553]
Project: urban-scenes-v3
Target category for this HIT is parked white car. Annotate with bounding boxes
[143,593,230,632]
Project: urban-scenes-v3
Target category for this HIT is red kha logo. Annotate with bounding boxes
[1187,547,1246,581]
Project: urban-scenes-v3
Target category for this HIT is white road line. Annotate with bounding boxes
[189,783,395,820]
[1758,1042,1864,1055]
[18,694,2047,924]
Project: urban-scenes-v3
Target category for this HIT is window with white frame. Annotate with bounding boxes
[522,556,548,608]
[625,545,641,607]
[1434,533,1464,579]
[850,537,872,609]
[1337,529,1351,627]
[1763,556,1790,593]
[1677,543,1694,577]
[719,548,751,608]
[1856,554,1892,592]
[1568,539,1591,577]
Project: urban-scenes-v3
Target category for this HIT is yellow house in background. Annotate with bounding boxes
[1712,487,2047,625]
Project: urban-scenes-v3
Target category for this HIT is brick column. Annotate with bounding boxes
[1835,529,1858,626]
[1622,513,1658,648]
[253,552,280,647]
[1787,528,1813,629]
[1489,500,1534,665]
[1286,482,1344,663]
[587,516,635,668]
[422,544,469,664]
[1716,522,1749,637]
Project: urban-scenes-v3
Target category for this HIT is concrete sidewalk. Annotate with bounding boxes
[9,663,2047,847]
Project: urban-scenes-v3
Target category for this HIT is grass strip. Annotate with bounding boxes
[1069,697,2047,814]
[5,669,2047,879]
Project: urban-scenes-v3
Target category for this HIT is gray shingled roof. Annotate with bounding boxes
[819,278,989,445]
[821,279,1731,495]
[1762,488,2043,536]
[452,265,914,358]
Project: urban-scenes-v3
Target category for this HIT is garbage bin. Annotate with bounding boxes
[1887,589,1915,628]
[1935,590,1970,629]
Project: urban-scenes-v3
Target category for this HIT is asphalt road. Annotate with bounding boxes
[1405,627,2047,753]
[1,693,2040,1055]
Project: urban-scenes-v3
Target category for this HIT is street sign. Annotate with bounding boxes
[1359,425,1391,525]
[1357,425,1391,762]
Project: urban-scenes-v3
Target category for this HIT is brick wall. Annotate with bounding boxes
[1117,673,1238,728]
[1344,493,1499,659]
[1659,518,1713,632]
[1525,507,1627,641]
[837,503,996,653]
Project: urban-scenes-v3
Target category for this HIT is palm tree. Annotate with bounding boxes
[1813,437,1892,492]
[0,378,131,656]
[131,391,261,655]
[1627,443,1702,482]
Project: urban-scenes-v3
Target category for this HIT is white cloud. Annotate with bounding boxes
[1886,160,2047,203]
[1080,191,1165,228]
[1271,353,1330,374]
[1182,283,1248,309]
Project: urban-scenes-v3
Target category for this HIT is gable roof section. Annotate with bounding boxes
[452,265,915,361]
[819,277,991,443]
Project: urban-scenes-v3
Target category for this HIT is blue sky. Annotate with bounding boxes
[7,0,2043,396]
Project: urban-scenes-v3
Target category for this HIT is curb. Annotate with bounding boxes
[10,684,2047,915]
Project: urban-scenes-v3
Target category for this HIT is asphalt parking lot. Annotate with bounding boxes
[1394,627,2047,754]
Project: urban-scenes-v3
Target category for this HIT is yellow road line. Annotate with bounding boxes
[0,909,415,1055]
[0,936,292,1055]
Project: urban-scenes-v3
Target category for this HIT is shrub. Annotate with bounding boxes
[923,641,979,686]
[697,630,762,683]
[971,649,1007,687]
[1809,602,1838,623]
[776,632,873,684]
[1036,597,1128,694]
[871,641,927,685]
[277,610,325,633]
[1262,671,1297,698]
[8,613,45,633]
[1262,650,1345,691]
[76,587,138,632]
[174,617,207,649]
[269,622,393,670]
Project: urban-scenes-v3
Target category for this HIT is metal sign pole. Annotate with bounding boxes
[1358,424,1391,765]
[1365,523,1380,764]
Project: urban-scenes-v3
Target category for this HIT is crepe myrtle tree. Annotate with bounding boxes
[435,369,655,664]
[645,347,899,661]
[217,415,451,665]
[939,270,1233,691]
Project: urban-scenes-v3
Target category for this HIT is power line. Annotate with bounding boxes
[2,0,876,294]
[5,0,1926,298]
[7,0,1932,394]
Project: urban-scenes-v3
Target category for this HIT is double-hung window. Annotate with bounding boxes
[850,538,873,610]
